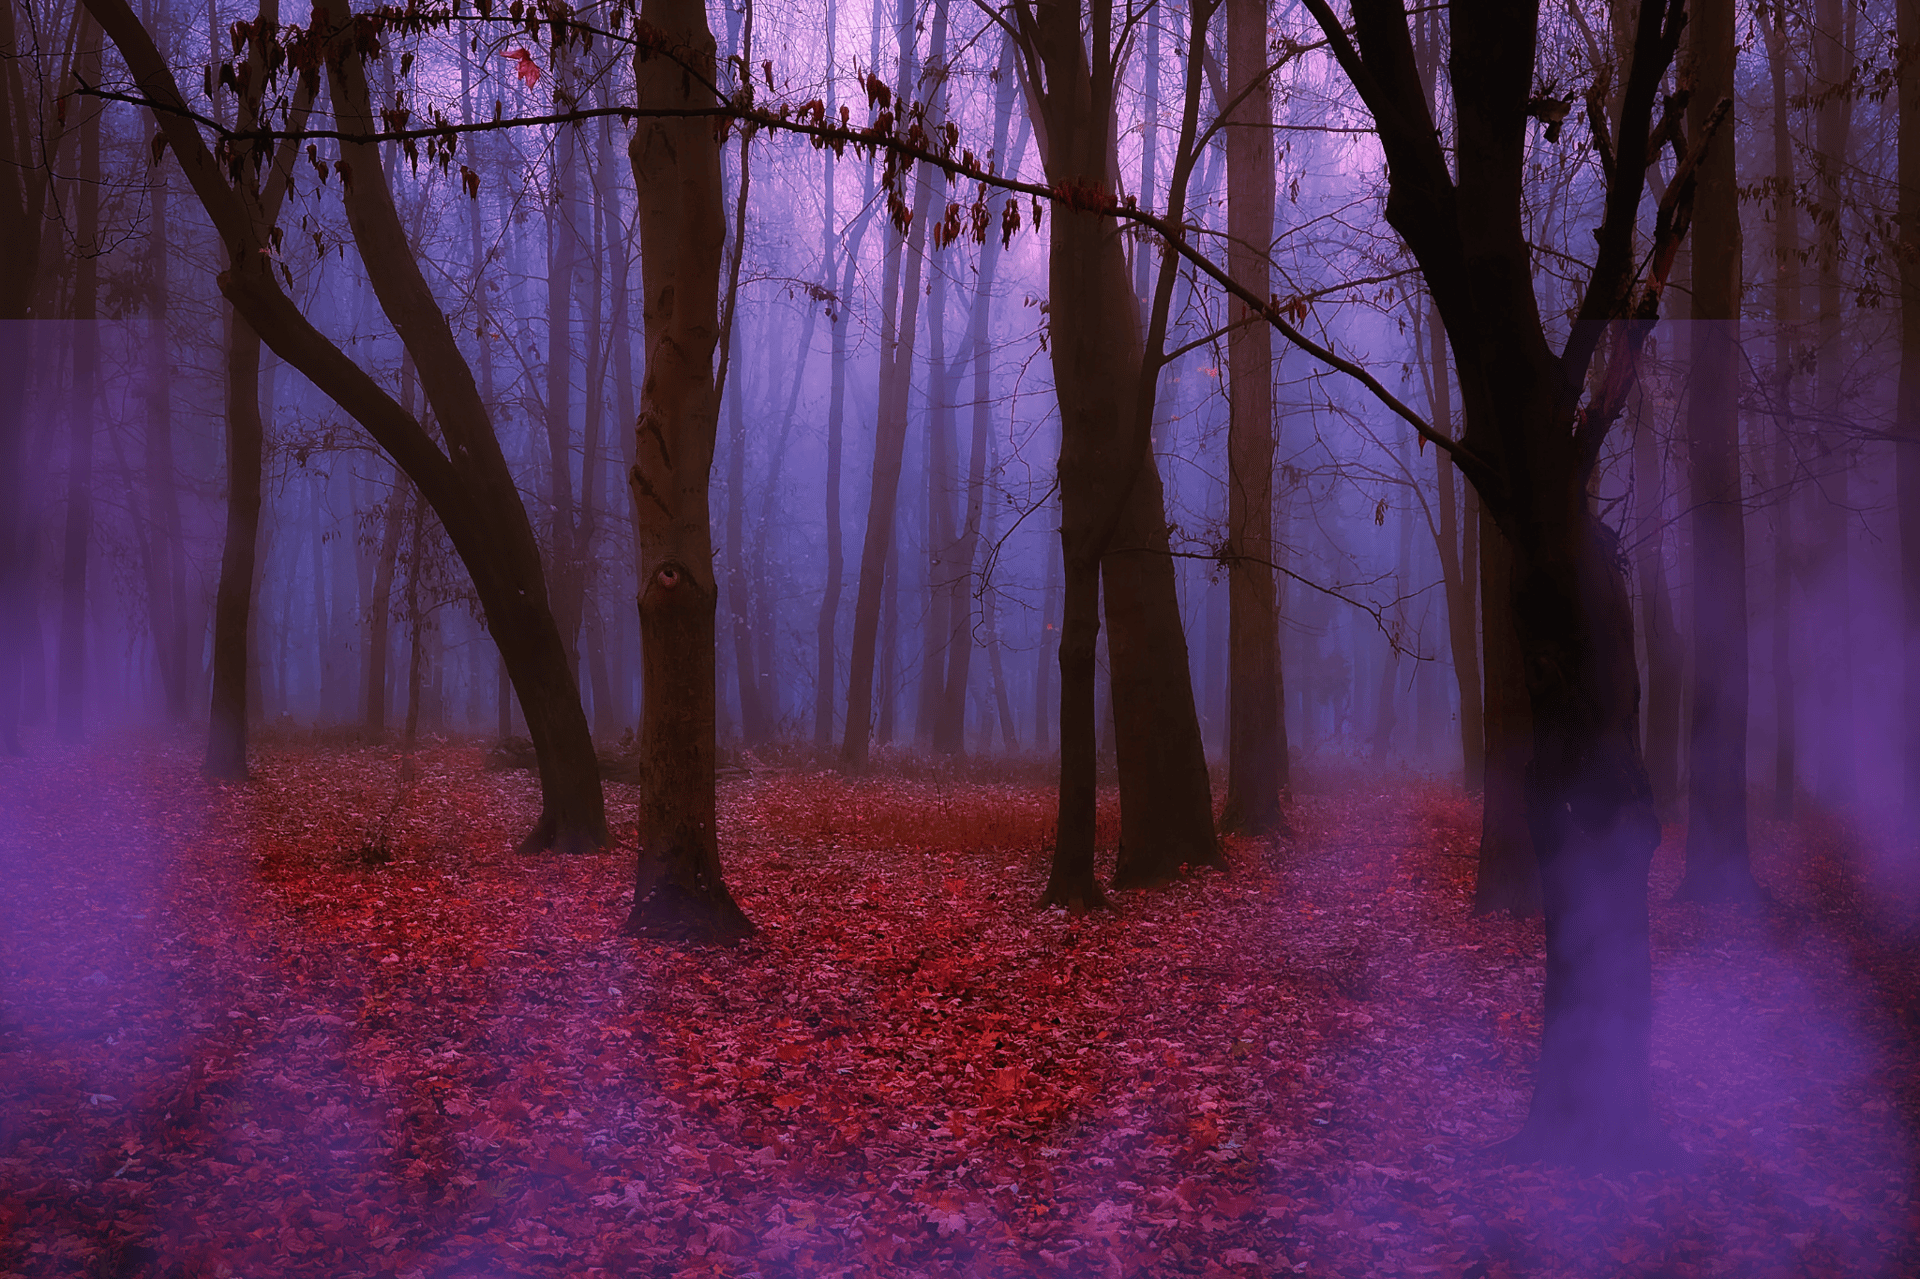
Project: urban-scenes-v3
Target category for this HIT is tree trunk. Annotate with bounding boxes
[1898,0,1920,823]
[1429,305,1484,791]
[842,0,928,771]
[1021,0,1215,904]
[934,68,1017,755]
[1763,2,1798,821]
[1677,0,1758,903]
[205,304,266,779]
[401,491,427,755]
[1633,400,1683,815]
[364,468,406,734]
[56,17,100,744]
[723,374,769,742]
[1105,462,1222,886]
[544,79,584,669]
[1475,516,1539,918]
[1217,0,1288,836]
[144,154,189,722]
[1810,0,1855,808]
[623,0,752,942]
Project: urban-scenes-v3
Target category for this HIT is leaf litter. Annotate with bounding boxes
[0,737,1913,1277]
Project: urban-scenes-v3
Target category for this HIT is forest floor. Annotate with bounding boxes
[1,734,1915,1279]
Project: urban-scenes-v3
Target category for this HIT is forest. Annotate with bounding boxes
[1,0,1917,1274]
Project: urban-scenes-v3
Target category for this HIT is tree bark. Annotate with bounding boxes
[623,0,752,942]
[1428,305,1484,792]
[1475,514,1540,914]
[1217,0,1288,836]
[1677,0,1758,903]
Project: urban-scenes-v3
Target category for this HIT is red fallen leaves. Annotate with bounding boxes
[0,737,1914,1278]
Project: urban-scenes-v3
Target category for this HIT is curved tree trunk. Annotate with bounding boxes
[622,0,752,942]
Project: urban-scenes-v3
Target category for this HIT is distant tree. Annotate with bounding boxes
[1899,0,1920,823]
[0,0,71,755]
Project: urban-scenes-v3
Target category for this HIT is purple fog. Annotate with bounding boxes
[1,0,1916,1275]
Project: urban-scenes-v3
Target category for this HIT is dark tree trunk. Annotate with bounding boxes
[1899,0,1920,823]
[56,17,101,744]
[1312,0,1707,1166]
[0,0,57,756]
[1475,516,1540,914]
[1428,306,1484,792]
[144,156,189,722]
[1018,0,1216,901]
[1106,462,1222,887]
[1677,0,1758,904]
[1218,0,1288,836]
[1633,402,1683,815]
[1763,3,1798,821]
[623,0,752,942]
[205,312,266,779]
[1810,0,1855,808]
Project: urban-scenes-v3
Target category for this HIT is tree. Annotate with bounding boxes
[621,0,753,941]
[841,0,932,773]
[1676,0,1759,903]
[1302,0,1718,1166]
[87,0,610,853]
[1008,0,1218,907]
[0,0,67,755]
[1899,0,1920,823]
[55,14,102,745]
[207,0,307,779]
[1216,0,1289,836]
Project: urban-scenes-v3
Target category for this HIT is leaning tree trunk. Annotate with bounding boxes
[1677,0,1759,904]
[622,0,752,942]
